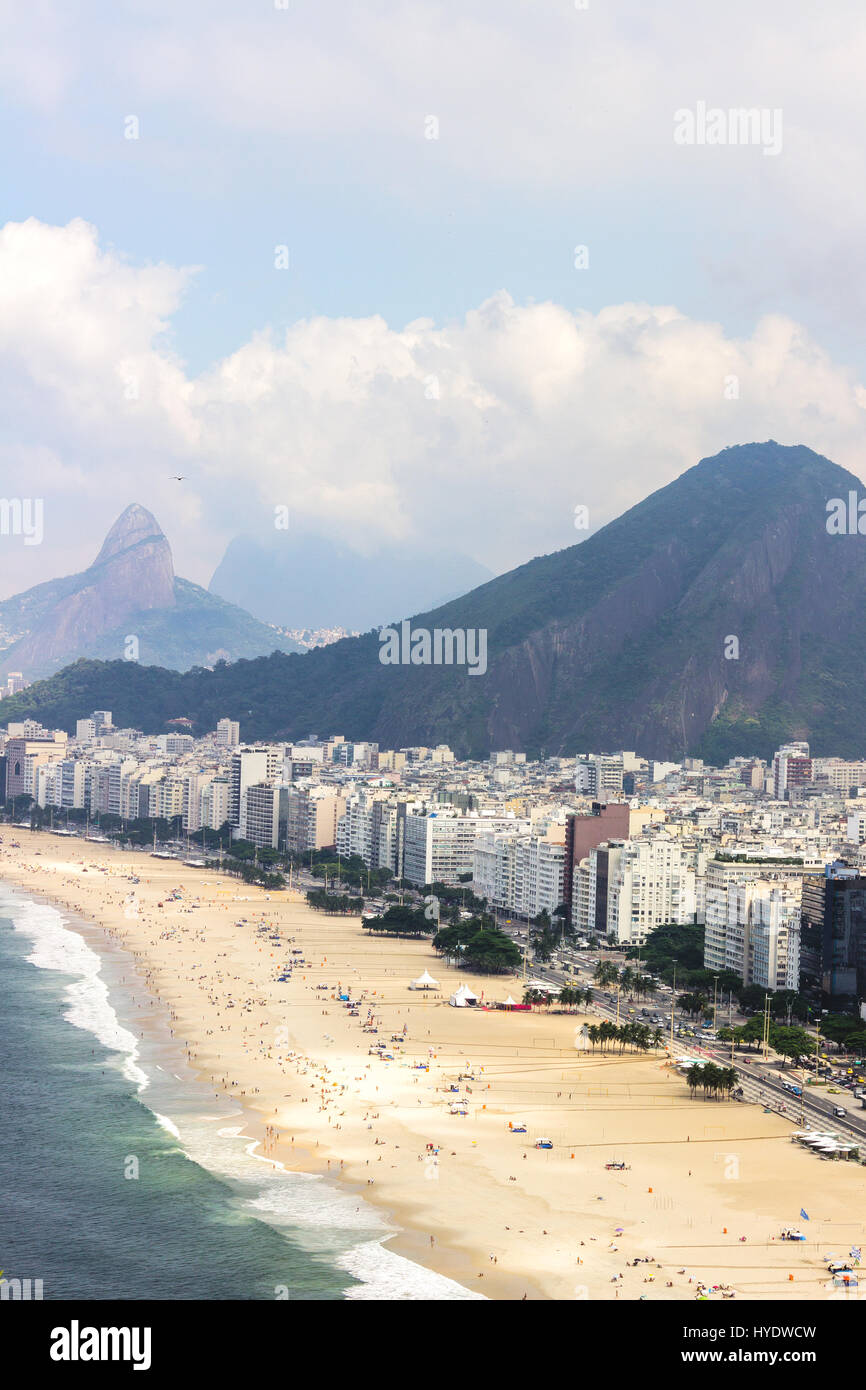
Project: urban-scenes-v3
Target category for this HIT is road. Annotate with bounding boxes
[502,939,866,1149]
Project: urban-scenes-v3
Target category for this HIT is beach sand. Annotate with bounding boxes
[2,829,864,1301]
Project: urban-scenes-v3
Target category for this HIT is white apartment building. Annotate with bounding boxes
[336,790,395,865]
[215,719,240,749]
[403,811,519,887]
[704,857,811,982]
[229,748,282,828]
[750,888,801,992]
[200,776,230,832]
[572,842,625,937]
[35,757,89,810]
[605,836,697,946]
[473,826,565,919]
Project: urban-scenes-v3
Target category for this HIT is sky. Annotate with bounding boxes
[2,0,866,598]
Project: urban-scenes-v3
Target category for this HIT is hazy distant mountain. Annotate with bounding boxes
[8,444,866,761]
[0,504,302,679]
[208,532,494,631]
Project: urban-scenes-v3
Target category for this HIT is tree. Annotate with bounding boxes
[463,927,521,974]
[594,960,619,988]
[359,904,428,934]
[686,1063,704,1098]
[770,1025,816,1068]
[677,992,708,1018]
[737,983,771,1014]
[822,1014,861,1050]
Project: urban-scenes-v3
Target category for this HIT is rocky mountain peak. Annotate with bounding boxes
[92,503,170,569]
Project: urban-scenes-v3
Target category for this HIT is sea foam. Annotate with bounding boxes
[0,884,481,1301]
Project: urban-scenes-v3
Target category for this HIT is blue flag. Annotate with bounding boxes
[800,1208,810,1221]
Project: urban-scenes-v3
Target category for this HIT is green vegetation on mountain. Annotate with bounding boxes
[4,444,866,759]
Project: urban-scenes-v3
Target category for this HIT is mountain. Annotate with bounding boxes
[209,531,494,631]
[5,443,866,760]
[0,504,302,679]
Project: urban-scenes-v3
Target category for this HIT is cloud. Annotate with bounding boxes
[1,217,865,599]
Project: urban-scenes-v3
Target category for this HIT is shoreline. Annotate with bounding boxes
[2,828,865,1301]
[0,863,517,1300]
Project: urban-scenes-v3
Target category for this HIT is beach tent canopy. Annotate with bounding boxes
[503,995,517,1006]
[449,983,479,1007]
[411,969,439,989]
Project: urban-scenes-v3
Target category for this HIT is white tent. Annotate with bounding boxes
[410,969,439,991]
[503,995,517,1007]
[449,983,479,1008]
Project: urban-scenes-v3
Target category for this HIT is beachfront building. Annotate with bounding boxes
[563,801,666,925]
[800,863,866,1006]
[4,730,68,799]
[284,786,347,854]
[573,841,626,938]
[241,783,281,849]
[200,776,230,832]
[402,810,519,887]
[472,825,565,919]
[604,835,698,946]
[750,887,801,992]
[182,771,213,833]
[34,756,89,811]
[703,856,815,983]
[335,789,403,869]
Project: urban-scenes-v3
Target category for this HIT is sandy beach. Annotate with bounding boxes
[2,828,864,1301]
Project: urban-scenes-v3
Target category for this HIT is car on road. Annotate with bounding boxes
[833,1106,847,1117]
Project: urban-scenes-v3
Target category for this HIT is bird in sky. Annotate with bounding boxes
[172,475,185,481]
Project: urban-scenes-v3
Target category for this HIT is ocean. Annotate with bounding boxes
[0,884,482,1301]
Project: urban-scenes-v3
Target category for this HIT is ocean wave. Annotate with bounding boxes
[153,1112,182,1140]
[0,887,149,1093]
[0,884,483,1301]
[338,1239,486,1301]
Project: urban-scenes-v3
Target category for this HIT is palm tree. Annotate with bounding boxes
[595,960,619,988]
[686,1063,703,1098]
[720,1066,738,1099]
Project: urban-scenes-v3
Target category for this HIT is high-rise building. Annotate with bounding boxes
[229,748,281,828]
[800,864,866,1006]
[473,826,565,919]
[215,719,240,748]
[242,783,281,849]
[704,856,814,982]
[772,742,812,800]
[563,802,665,922]
[402,811,518,887]
[4,731,68,798]
[284,786,347,853]
[605,836,697,946]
